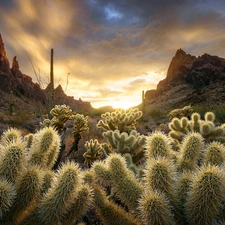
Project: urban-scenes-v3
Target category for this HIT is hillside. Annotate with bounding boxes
[144,49,225,111]
[0,33,92,115]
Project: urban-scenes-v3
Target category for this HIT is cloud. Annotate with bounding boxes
[0,0,225,108]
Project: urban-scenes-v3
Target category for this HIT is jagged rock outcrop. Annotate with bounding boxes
[145,49,225,110]
[0,34,12,92]
[0,33,92,114]
[10,56,46,103]
[0,34,10,70]
[44,84,92,111]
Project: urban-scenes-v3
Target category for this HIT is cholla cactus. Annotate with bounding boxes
[83,139,103,166]
[24,133,34,149]
[177,132,204,172]
[185,165,225,225]
[203,141,225,166]
[169,111,225,146]
[0,127,93,225]
[138,190,176,225]
[70,113,89,135]
[0,128,22,146]
[143,157,175,201]
[97,108,142,133]
[89,129,225,224]
[174,172,193,224]
[8,166,43,224]
[65,113,89,158]
[102,129,146,164]
[168,105,193,120]
[145,131,172,159]
[40,105,90,167]
[0,180,16,219]
[34,162,82,224]
[93,184,140,225]
[28,127,61,169]
[93,154,143,210]
[49,104,72,132]
[0,141,26,184]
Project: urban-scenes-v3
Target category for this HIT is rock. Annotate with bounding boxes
[145,49,225,111]
[0,33,92,114]
[0,33,10,74]
[44,84,92,111]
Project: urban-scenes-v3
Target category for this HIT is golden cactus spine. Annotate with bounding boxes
[28,126,60,169]
[138,190,176,225]
[93,184,140,225]
[185,165,225,225]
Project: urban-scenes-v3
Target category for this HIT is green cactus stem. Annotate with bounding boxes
[174,172,193,224]
[91,161,112,186]
[1,128,22,146]
[93,184,140,225]
[28,127,60,169]
[102,129,146,164]
[7,166,43,224]
[106,153,143,210]
[62,184,93,225]
[0,180,16,220]
[185,165,225,225]
[177,132,204,172]
[83,139,103,166]
[64,113,89,159]
[41,170,54,195]
[9,90,15,116]
[145,131,172,159]
[36,162,81,225]
[168,105,193,120]
[138,190,176,225]
[24,134,34,149]
[97,108,142,133]
[0,141,26,184]
[143,157,175,201]
[203,141,225,166]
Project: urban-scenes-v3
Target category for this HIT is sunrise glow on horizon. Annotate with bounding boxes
[1,0,225,109]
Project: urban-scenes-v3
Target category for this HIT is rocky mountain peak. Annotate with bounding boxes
[0,33,92,114]
[0,34,10,72]
[145,49,225,111]
[0,33,6,58]
[12,56,20,71]
[166,48,196,81]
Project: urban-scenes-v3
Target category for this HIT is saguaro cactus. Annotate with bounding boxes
[142,90,145,115]
[9,90,15,116]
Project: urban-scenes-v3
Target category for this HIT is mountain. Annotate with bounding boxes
[144,49,225,111]
[0,34,92,115]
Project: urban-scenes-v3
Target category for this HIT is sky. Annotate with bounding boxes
[0,0,225,109]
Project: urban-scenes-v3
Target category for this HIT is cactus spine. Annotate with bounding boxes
[203,141,225,166]
[185,165,225,225]
[0,141,26,184]
[138,190,176,225]
[0,127,92,225]
[36,162,81,224]
[93,184,140,225]
[0,180,16,220]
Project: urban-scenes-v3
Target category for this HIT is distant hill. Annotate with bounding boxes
[144,49,225,111]
[0,34,92,115]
